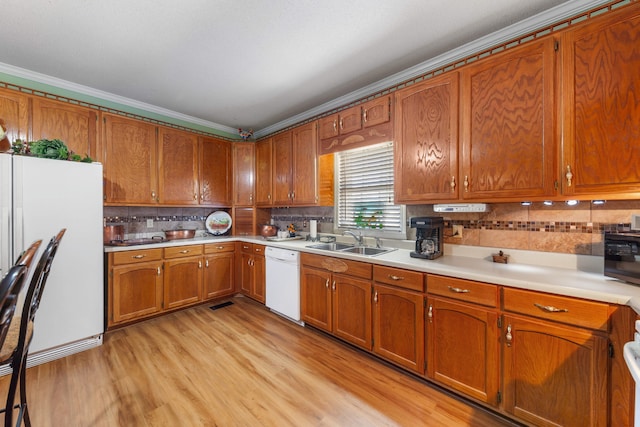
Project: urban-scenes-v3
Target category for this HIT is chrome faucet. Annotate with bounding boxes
[343,230,363,245]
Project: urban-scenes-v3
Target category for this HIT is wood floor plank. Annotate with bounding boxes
[0,296,517,426]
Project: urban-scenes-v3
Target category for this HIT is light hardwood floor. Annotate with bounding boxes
[0,296,518,426]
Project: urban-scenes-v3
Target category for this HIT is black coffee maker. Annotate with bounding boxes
[410,217,444,259]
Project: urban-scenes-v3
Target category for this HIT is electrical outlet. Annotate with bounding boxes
[147,219,154,228]
[452,225,463,238]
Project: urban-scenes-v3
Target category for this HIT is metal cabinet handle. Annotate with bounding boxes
[463,176,469,192]
[132,254,146,259]
[565,165,573,187]
[448,286,470,294]
[374,291,378,303]
[333,119,337,132]
[450,176,456,192]
[216,246,224,250]
[198,260,202,268]
[428,304,433,323]
[339,118,344,130]
[179,250,190,254]
[193,193,198,200]
[388,274,404,281]
[325,278,330,288]
[363,109,368,123]
[332,280,336,291]
[151,191,157,200]
[534,303,568,313]
[157,266,161,276]
[505,324,512,347]
[205,260,209,268]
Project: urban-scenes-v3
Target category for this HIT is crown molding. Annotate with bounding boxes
[253,0,612,138]
[0,62,238,136]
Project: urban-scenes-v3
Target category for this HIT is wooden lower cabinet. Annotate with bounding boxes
[373,283,424,374]
[108,248,164,326]
[238,243,265,303]
[300,253,373,350]
[108,243,237,328]
[203,243,235,299]
[502,315,608,426]
[426,274,500,406]
[426,296,499,406]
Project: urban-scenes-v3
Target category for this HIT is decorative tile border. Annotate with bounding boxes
[443,220,630,234]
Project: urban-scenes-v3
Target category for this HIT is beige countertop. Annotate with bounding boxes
[104,234,640,313]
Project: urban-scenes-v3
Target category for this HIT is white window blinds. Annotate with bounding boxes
[336,142,404,236]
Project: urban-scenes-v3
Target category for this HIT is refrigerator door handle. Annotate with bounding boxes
[14,207,24,258]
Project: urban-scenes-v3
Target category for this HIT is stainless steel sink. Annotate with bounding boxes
[306,242,396,257]
[340,246,396,256]
[306,242,355,251]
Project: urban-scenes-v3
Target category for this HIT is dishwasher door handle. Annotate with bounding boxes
[267,256,295,263]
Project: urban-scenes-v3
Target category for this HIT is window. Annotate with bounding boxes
[335,141,406,239]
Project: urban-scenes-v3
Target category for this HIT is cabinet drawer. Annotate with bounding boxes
[204,242,235,254]
[428,275,498,308]
[240,242,253,253]
[502,287,609,331]
[164,245,203,259]
[253,244,265,255]
[374,265,424,292]
[112,248,163,265]
[301,253,372,280]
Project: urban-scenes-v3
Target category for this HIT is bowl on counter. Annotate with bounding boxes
[163,229,197,240]
[258,224,278,238]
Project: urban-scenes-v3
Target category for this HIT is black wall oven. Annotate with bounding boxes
[604,232,640,285]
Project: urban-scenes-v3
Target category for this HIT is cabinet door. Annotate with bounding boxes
[300,265,332,332]
[561,6,640,197]
[373,284,425,373]
[426,297,499,406]
[362,97,390,128]
[333,273,372,350]
[158,127,199,205]
[200,136,232,206]
[203,252,235,299]
[111,261,163,324]
[272,131,293,205]
[0,88,29,152]
[32,98,98,160]
[103,114,158,205]
[338,105,362,134]
[252,254,266,303]
[503,315,608,427]
[394,73,459,203]
[255,138,273,206]
[239,252,253,294]
[318,114,339,140]
[163,256,203,309]
[460,37,556,200]
[291,122,318,205]
[233,142,255,206]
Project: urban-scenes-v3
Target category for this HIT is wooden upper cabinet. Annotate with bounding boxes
[272,131,293,205]
[291,122,318,205]
[460,37,557,201]
[233,142,255,206]
[157,127,199,205]
[394,73,459,203]
[319,105,361,140]
[362,96,391,128]
[561,4,640,198]
[0,88,29,152]
[200,136,232,207]
[103,114,158,205]
[255,138,273,206]
[31,97,99,161]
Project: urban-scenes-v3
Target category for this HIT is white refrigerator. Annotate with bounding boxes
[0,153,103,366]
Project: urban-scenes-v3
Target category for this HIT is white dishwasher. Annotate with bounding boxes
[624,320,640,427]
[265,247,302,325]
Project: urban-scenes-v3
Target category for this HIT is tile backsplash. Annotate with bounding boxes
[105,200,640,255]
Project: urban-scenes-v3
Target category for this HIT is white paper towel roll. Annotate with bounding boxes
[310,220,317,238]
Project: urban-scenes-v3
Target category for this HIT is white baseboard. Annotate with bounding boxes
[0,335,103,376]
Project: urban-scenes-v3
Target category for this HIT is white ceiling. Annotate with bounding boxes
[0,0,609,137]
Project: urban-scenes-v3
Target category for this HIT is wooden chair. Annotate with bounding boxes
[0,231,65,427]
